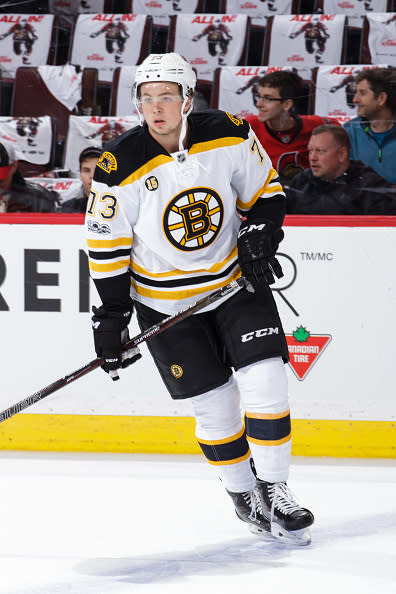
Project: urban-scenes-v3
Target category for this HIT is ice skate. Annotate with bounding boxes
[254,480,314,545]
[226,489,271,535]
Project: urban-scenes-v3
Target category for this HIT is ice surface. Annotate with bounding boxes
[0,452,395,594]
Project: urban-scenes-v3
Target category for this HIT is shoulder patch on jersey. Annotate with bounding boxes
[97,151,117,174]
[225,112,244,127]
[188,110,249,145]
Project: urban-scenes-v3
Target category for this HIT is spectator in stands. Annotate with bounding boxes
[62,146,101,213]
[285,125,396,215]
[343,68,396,185]
[0,141,58,213]
[246,70,338,184]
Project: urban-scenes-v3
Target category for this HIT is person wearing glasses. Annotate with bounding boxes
[246,70,339,184]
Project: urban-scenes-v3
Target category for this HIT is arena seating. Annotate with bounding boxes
[0,0,393,174]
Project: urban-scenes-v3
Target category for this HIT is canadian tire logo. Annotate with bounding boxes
[286,326,332,381]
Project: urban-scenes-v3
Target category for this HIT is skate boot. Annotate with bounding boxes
[254,479,314,545]
[226,489,271,535]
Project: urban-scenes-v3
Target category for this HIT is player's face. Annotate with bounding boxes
[255,85,287,122]
[139,82,186,145]
[80,157,98,197]
[353,79,383,119]
[308,132,346,180]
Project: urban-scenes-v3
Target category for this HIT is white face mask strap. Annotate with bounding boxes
[178,95,189,151]
[133,86,144,126]
[178,91,195,151]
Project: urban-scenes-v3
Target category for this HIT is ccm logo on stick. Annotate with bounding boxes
[241,327,279,342]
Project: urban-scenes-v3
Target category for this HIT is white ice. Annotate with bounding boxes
[1,452,395,594]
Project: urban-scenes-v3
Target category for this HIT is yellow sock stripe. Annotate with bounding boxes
[197,426,245,446]
[206,450,251,466]
[245,409,290,420]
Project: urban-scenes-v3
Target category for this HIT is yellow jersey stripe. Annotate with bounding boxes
[131,269,241,300]
[89,258,131,273]
[87,237,132,249]
[237,167,284,210]
[120,154,173,186]
[131,246,238,278]
[189,136,245,155]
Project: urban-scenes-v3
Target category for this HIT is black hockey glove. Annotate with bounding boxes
[92,303,141,381]
[237,218,284,290]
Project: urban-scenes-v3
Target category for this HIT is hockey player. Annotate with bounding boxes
[330,70,360,110]
[289,16,330,64]
[90,16,129,63]
[86,119,127,145]
[192,18,233,65]
[236,69,268,107]
[87,52,314,545]
[0,17,38,64]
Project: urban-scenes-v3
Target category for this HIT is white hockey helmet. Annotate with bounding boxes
[133,52,196,104]
[133,53,196,150]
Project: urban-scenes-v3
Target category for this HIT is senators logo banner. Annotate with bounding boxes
[224,0,293,16]
[365,13,396,65]
[268,14,346,68]
[132,0,200,15]
[174,14,248,82]
[322,0,387,14]
[64,115,138,173]
[70,14,148,82]
[0,116,52,164]
[0,14,54,79]
[314,64,386,119]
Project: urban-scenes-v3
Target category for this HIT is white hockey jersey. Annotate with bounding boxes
[86,110,284,314]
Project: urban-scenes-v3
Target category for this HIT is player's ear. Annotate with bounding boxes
[184,93,194,114]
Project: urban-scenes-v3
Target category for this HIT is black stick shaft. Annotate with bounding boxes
[0,277,246,424]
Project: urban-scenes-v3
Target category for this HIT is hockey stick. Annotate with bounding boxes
[0,276,248,424]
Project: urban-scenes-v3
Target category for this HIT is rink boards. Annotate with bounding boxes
[0,213,395,458]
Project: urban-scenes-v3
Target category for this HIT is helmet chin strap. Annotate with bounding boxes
[178,95,193,152]
[134,96,144,126]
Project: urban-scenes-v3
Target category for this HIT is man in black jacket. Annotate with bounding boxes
[61,146,101,213]
[285,124,396,215]
[0,141,58,213]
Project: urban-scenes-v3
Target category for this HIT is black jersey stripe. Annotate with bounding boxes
[131,261,239,288]
[88,248,131,260]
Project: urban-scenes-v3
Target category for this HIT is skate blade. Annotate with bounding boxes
[270,522,311,546]
[248,524,273,540]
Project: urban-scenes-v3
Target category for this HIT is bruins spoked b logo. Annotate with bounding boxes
[163,187,224,251]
